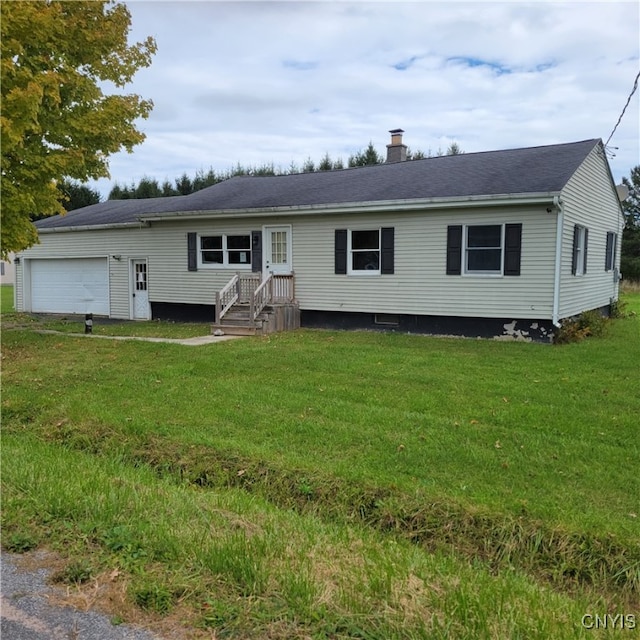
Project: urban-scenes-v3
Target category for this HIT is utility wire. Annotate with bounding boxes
[604,69,640,149]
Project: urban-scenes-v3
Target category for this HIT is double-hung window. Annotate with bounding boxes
[572,225,588,276]
[335,228,395,275]
[200,234,251,268]
[465,225,503,274]
[349,229,381,274]
[446,223,522,276]
[605,231,617,271]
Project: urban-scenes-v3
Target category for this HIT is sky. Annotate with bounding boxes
[92,0,640,198]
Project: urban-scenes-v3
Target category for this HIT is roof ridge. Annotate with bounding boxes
[221,138,602,180]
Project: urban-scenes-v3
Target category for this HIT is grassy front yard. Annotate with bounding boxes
[2,289,639,638]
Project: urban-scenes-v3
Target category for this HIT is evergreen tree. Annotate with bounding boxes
[161,180,177,197]
[175,173,193,195]
[59,179,101,211]
[108,182,133,200]
[318,153,333,171]
[348,141,384,167]
[621,166,640,281]
[134,177,161,199]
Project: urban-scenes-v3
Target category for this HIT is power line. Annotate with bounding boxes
[604,69,640,150]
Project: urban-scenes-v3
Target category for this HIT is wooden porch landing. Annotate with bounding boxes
[211,273,299,336]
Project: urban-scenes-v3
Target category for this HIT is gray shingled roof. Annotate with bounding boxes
[36,139,600,230]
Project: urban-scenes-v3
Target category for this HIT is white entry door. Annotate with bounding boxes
[263,225,292,275]
[132,260,150,319]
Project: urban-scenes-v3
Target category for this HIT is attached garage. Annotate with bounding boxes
[28,258,109,315]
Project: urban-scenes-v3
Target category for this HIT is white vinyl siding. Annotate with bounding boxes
[16,207,557,320]
[559,146,624,318]
[291,208,555,319]
[18,146,623,324]
[15,223,259,318]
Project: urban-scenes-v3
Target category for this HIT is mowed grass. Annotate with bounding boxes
[2,291,639,637]
[1,433,613,640]
[1,283,15,313]
[0,284,211,338]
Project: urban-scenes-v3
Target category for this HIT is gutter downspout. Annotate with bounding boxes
[552,195,563,328]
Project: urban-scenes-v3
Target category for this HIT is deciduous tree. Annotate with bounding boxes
[1,0,156,258]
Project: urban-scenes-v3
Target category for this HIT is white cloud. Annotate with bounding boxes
[92,0,640,197]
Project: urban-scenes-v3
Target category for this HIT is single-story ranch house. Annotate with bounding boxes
[14,132,625,341]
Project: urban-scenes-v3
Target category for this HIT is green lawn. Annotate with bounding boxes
[2,291,639,638]
[0,284,210,338]
[1,283,15,313]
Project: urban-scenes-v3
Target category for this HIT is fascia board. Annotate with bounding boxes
[37,221,149,233]
[139,192,560,223]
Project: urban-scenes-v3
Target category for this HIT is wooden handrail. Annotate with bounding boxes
[217,272,295,325]
[251,273,273,320]
[215,274,239,323]
[272,273,295,302]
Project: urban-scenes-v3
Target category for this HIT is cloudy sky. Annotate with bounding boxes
[93,0,640,197]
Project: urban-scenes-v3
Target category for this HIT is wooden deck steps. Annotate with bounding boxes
[211,302,300,336]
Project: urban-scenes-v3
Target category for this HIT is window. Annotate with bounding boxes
[605,232,617,271]
[200,234,251,268]
[572,225,588,276]
[335,228,394,275]
[350,229,380,274]
[446,224,522,276]
[0,263,4,276]
[374,313,400,326]
[465,225,502,273]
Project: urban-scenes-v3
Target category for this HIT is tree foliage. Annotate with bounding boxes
[107,140,464,200]
[348,141,384,167]
[1,0,156,258]
[621,166,640,281]
[59,180,101,212]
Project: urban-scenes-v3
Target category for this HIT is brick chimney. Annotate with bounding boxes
[386,129,407,163]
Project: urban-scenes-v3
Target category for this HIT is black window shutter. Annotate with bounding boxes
[446,225,462,275]
[381,227,394,274]
[251,230,262,272]
[571,226,579,275]
[187,232,197,272]
[605,232,614,270]
[335,229,347,274]
[504,223,522,276]
[583,228,588,274]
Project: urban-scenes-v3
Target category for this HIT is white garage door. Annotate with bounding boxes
[30,258,109,315]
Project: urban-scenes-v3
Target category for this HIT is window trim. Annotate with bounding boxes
[572,225,588,277]
[198,233,252,269]
[462,224,504,277]
[347,228,382,276]
[605,231,617,272]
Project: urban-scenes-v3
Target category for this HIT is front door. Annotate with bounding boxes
[263,225,292,275]
[132,259,150,319]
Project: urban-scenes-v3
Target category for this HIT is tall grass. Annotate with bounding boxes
[1,434,612,639]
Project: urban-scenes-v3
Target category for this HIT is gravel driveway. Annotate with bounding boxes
[1,552,162,640]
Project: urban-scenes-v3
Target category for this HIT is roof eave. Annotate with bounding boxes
[139,192,560,222]
[37,221,149,233]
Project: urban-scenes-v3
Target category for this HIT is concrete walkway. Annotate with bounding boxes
[34,329,243,346]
